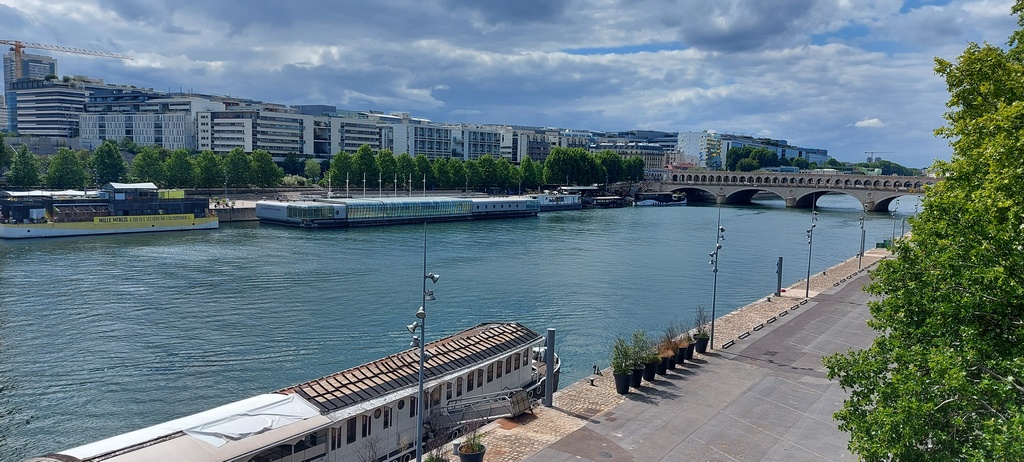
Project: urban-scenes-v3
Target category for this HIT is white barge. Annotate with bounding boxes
[255,196,539,228]
[27,322,559,462]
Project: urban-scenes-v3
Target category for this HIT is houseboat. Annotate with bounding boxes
[0,183,218,239]
[254,196,539,228]
[26,322,559,462]
[634,192,687,207]
[526,192,583,211]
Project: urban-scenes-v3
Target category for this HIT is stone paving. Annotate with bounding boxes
[475,248,891,462]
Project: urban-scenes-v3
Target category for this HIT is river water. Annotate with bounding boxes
[0,194,918,460]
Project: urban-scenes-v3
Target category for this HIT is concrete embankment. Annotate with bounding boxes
[477,248,891,461]
[212,200,258,222]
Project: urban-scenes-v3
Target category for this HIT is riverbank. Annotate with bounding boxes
[474,247,890,461]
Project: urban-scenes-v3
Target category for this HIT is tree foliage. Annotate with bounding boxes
[163,149,194,188]
[92,139,127,185]
[6,145,41,188]
[45,147,87,189]
[194,150,224,188]
[250,149,284,188]
[130,146,165,184]
[823,5,1024,460]
[224,147,252,187]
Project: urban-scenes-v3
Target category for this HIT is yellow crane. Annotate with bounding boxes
[1,39,133,81]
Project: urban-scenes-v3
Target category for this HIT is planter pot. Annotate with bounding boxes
[656,357,669,375]
[695,336,709,354]
[642,362,657,382]
[613,373,631,394]
[457,444,486,462]
[685,343,695,360]
[630,368,643,388]
[667,354,677,370]
[675,346,687,364]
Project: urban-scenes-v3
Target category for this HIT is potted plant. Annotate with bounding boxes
[676,330,691,364]
[658,334,677,373]
[665,324,683,367]
[630,331,655,385]
[644,351,660,381]
[693,305,711,354]
[683,332,696,360]
[610,336,632,394]
[455,425,486,462]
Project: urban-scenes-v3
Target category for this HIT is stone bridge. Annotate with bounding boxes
[650,171,936,212]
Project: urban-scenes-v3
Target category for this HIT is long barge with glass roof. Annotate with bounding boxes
[254,196,539,228]
[26,322,559,462]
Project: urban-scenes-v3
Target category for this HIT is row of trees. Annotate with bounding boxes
[725,145,920,175]
[0,138,285,189]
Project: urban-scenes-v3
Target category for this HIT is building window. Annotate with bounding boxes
[346,418,356,444]
[487,363,494,383]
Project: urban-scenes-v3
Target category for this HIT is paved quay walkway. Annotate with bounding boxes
[475,248,891,461]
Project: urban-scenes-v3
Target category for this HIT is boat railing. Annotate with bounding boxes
[434,388,532,434]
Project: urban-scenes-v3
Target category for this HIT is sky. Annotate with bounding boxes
[1,0,1020,168]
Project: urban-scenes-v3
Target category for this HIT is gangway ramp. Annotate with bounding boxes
[438,388,533,431]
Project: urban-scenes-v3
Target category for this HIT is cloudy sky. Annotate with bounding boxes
[2,0,1019,168]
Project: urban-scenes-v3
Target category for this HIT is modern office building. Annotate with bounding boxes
[370,113,453,160]
[196,108,318,159]
[678,130,721,169]
[449,123,502,160]
[7,78,111,137]
[718,134,829,167]
[79,90,226,150]
[4,51,58,132]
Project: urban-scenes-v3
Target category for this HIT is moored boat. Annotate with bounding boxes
[633,192,687,207]
[0,183,218,239]
[526,192,583,211]
[25,322,559,462]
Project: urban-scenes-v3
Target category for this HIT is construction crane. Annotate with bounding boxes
[1,40,133,82]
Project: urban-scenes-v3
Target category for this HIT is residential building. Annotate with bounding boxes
[719,134,830,167]
[371,113,452,159]
[678,130,721,169]
[4,51,58,132]
[79,89,226,150]
[196,109,317,159]
[449,123,502,160]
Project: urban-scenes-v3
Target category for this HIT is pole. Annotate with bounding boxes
[858,214,866,269]
[775,256,783,296]
[415,223,428,462]
[543,328,555,407]
[710,202,723,350]
[805,199,817,298]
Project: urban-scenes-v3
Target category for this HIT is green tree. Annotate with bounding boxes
[375,149,397,188]
[449,158,468,191]
[824,157,843,168]
[129,146,165,184]
[118,137,140,155]
[0,133,12,169]
[476,155,498,188]
[750,147,780,168]
[282,152,304,176]
[623,156,646,182]
[250,149,284,188]
[594,150,625,183]
[395,153,416,190]
[413,153,432,190]
[92,139,127,185]
[432,157,453,189]
[327,151,352,189]
[163,149,194,188]
[6,145,42,188]
[224,147,252,187]
[45,147,87,189]
[304,158,322,182]
[736,157,760,172]
[465,159,483,190]
[519,156,542,192]
[193,150,224,188]
[823,4,1024,460]
[790,157,810,170]
[352,145,378,189]
[496,157,517,191]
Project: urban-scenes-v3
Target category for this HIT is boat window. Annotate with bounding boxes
[346,418,356,444]
[383,407,392,429]
[409,397,417,418]
[330,427,338,451]
[361,415,371,438]
[457,377,464,397]
[467,372,474,392]
[506,357,512,374]
[397,398,405,410]
[514,353,521,371]
[430,386,441,406]
[495,360,503,379]
[446,382,453,401]
[374,408,381,419]
[477,369,483,387]
[487,363,494,383]
[523,349,530,366]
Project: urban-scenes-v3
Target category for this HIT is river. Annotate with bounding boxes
[0,194,918,460]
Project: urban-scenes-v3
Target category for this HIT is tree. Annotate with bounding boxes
[465,159,483,190]
[250,149,284,188]
[790,157,810,170]
[594,150,624,183]
[45,147,87,189]
[375,149,397,189]
[823,4,1024,460]
[282,152,304,176]
[92,139,127,185]
[824,157,843,168]
[623,156,646,182]
[304,158,322,182]
[118,137,139,155]
[448,158,468,191]
[432,157,453,189]
[395,153,415,190]
[495,157,517,191]
[163,149,194,188]
[736,157,760,172]
[224,148,252,187]
[6,145,42,188]
[413,153,432,190]
[750,147,780,168]
[0,133,12,169]
[519,156,542,192]
[193,150,224,188]
[129,146,165,184]
[327,151,352,189]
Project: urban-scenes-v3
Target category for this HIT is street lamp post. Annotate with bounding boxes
[406,223,439,462]
[858,213,866,269]
[891,198,900,243]
[805,200,818,298]
[708,202,725,350]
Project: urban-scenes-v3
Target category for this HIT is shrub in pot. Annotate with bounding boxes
[610,336,632,394]
[455,426,486,462]
[693,305,711,354]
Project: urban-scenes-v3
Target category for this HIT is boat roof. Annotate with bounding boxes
[46,322,542,462]
[104,182,159,191]
[279,322,542,413]
[1,189,99,198]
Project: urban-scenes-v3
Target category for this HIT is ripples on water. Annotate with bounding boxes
[0,195,918,460]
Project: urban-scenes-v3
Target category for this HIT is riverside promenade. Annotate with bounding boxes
[474,248,890,461]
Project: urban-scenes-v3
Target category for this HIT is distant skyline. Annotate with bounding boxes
[1,0,1019,168]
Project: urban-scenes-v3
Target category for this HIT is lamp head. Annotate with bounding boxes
[425,273,439,284]
[719,226,725,233]
[424,290,436,301]
[406,321,420,334]
[410,336,420,348]
[416,306,426,319]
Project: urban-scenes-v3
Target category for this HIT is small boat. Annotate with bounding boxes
[634,192,687,207]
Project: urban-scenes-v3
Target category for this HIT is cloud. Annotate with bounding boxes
[854,118,886,128]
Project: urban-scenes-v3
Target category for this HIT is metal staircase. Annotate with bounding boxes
[435,388,533,431]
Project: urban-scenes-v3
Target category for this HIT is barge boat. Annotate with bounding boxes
[255,196,539,228]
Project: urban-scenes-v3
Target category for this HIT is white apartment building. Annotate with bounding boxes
[677,130,721,169]
[9,79,93,137]
[80,96,225,150]
[371,113,453,159]
[197,109,317,158]
[449,123,502,160]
